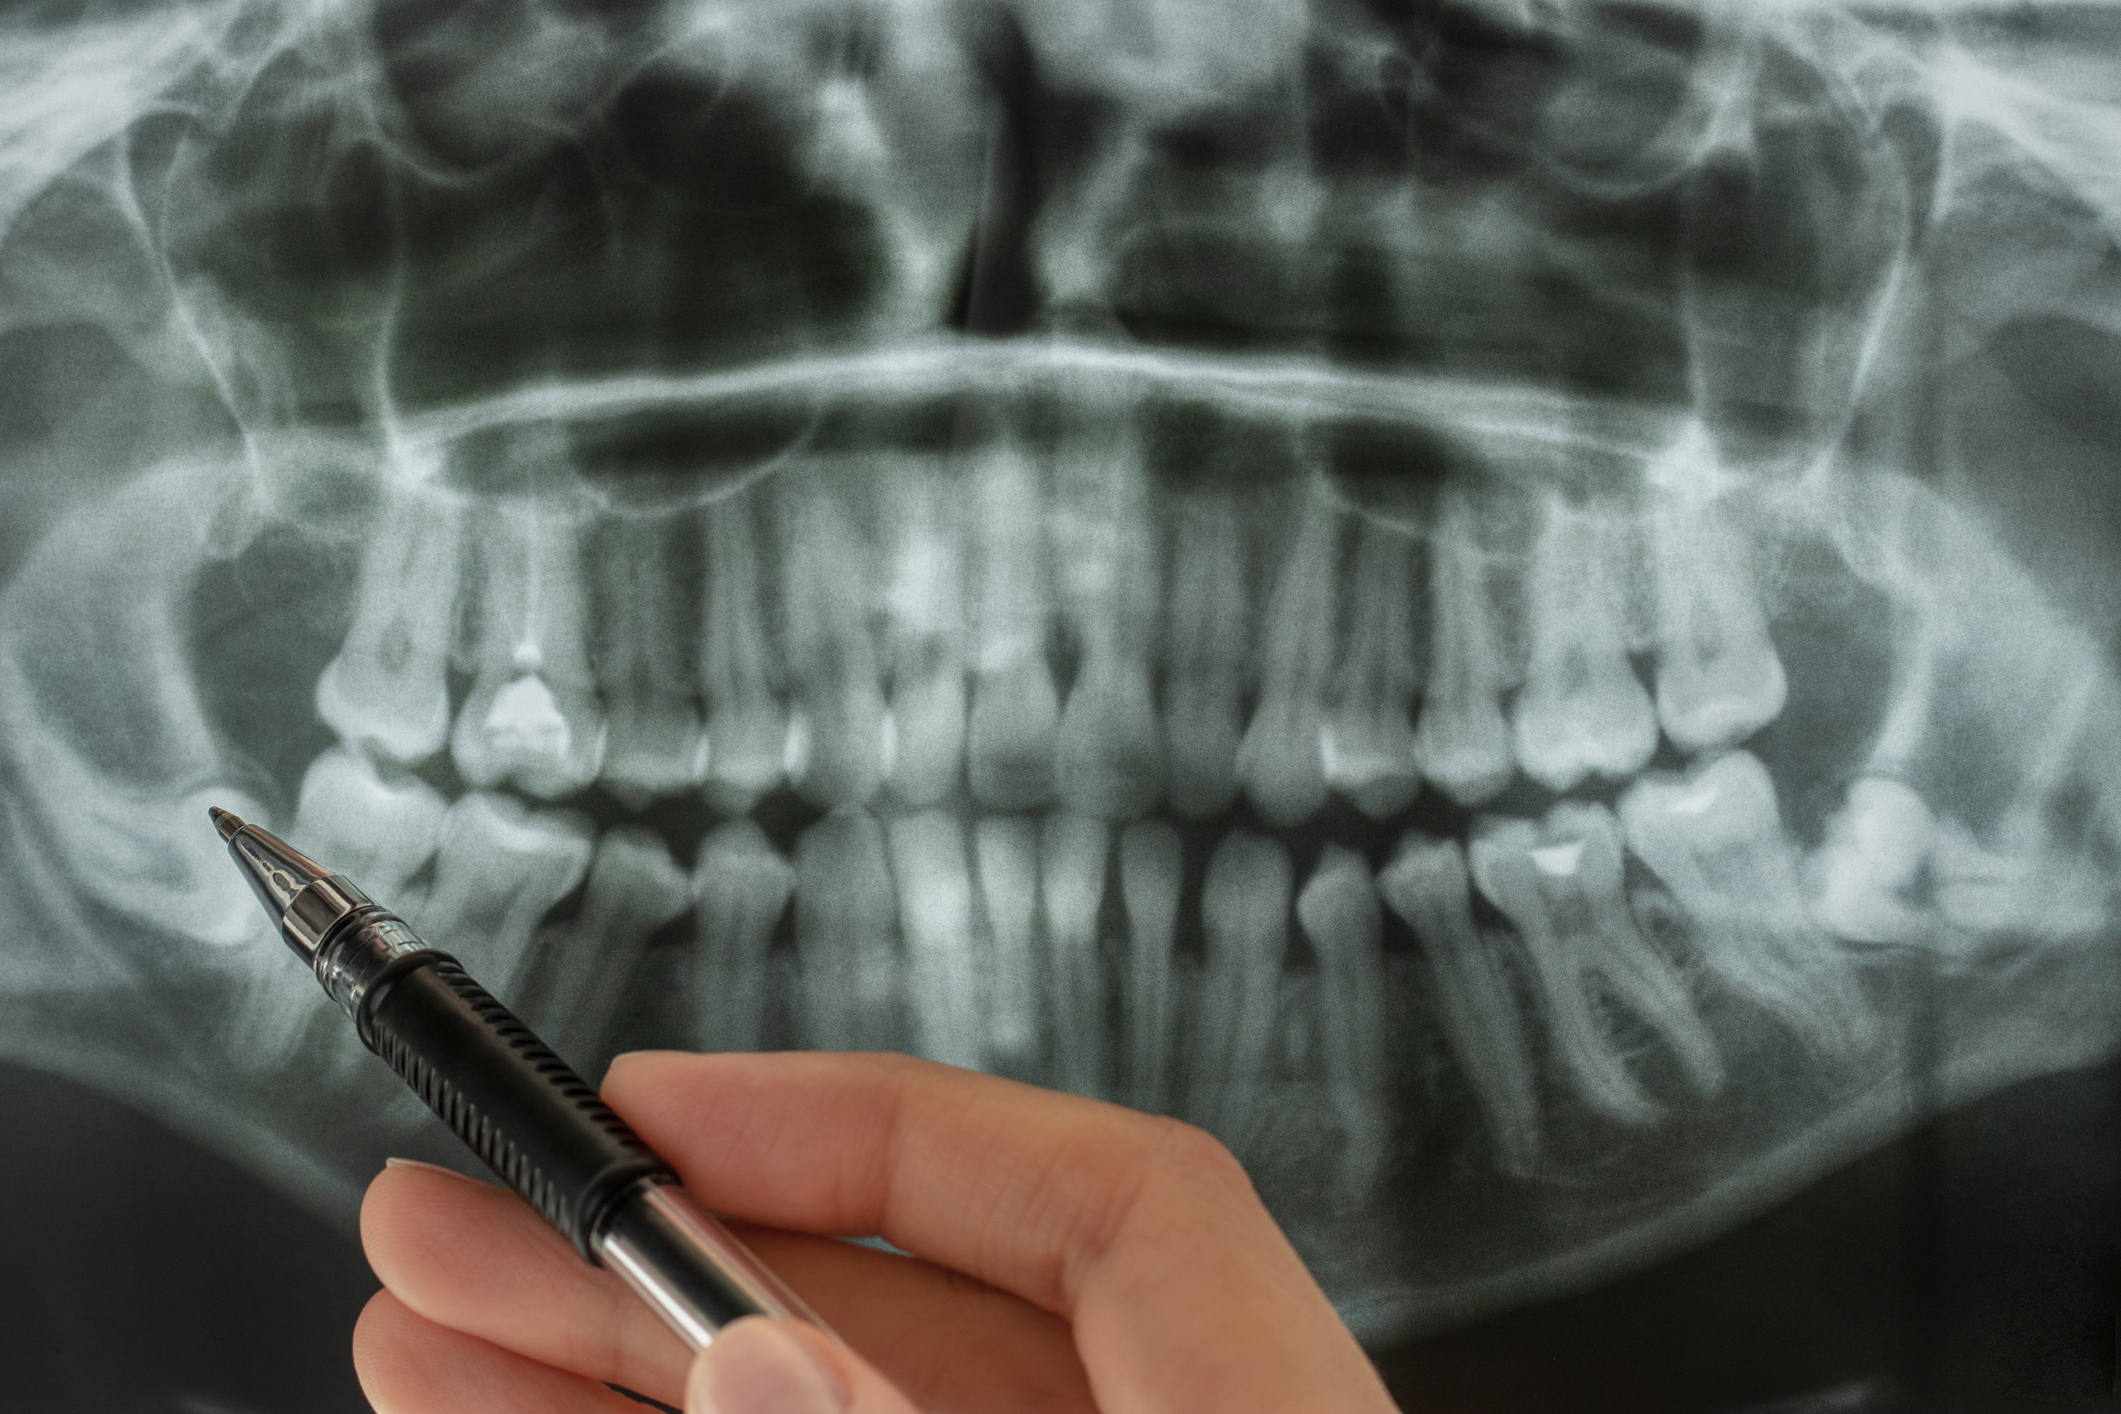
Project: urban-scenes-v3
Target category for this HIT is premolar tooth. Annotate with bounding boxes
[1648,486,1787,752]
[1324,519,1422,819]
[1235,489,1339,827]
[1042,810,1112,1099]
[1378,834,1541,1178]
[290,747,446,905]
[450,501,607,800]
[315,486,463,765]
[699,495,787,814]
[1294,845,1391,1204]
[1188,831,1293,1151]
[1413,497,1515,807]
[775,478,889,809]
[793,807,902,1052]
[972,817,1043,1072]
[879,466,967,806]
[689,820,796,1055]
[1119,819,1181,1114]
[885,811,985,1070]
[410,792,593,1004]
[1468,804,1723,1127]
[528,827,691,1068]
[1512,495,1657,794]
[1618,751,1872,1057]
[588,514,703,805]
[966,445,1060,810]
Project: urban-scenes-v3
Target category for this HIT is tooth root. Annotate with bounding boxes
[1325,519,1422,820]
[316,487,463,766]
[880,468,967,807]
[1189,831,1293,1151]
[886,811,985,1071]
[973,817,1043,1073]
[966,446,1059,811]
[1413,499,1514,808]
[450,501,607,800]
[291,746,447,904]
[1294,844,1391,1204]
[1618,750,1872,1057]
[1378,834,1541,1178]
[700,495,787,814]
[689,820,796,1055]
[1807,776,1936,945]
[588,514,703,805]
[776,480,889,809]
[1512,496,1658,794]
[410,792,593,1004]
[1119,819,1181,1114]
[529,827,692,1068]
[1042,810,1112,1099]
[793,807,902,1053]
[1236,490,1339,828]
[1649,492,1787,752]
[1162,491,1249,819]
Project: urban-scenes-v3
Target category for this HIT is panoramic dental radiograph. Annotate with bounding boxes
[3,0,2120,1387]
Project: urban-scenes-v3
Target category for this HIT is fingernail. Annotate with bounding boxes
[384,1157,470,1180]
[688,1319,848,1414]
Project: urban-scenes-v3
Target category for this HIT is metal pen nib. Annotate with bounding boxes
[212,809,374,966]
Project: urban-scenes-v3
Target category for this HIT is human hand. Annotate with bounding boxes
[354,1050,1401,1412]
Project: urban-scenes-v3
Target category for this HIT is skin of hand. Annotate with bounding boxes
[354,1050,1403,1413]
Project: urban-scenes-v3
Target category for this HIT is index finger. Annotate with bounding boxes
[602,1050,1397,1414]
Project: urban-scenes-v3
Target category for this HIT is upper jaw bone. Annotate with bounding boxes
[965,444,1061,811]
[1646,479,1787,753]
[1324,517,1423,820]
[587,513,704,806]
[1412,494,1515,808]
[774,477,890,810]
[1235,487,1340,828]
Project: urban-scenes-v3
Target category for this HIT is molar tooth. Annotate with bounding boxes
[688,820,796,1055]
[1235,489,1339,827]
[966,445,1060,810]
[1512,495,1657,794]
[1647,486,1787,752]
[528,827,691,1069]
[1413,497,1515,807]
[1041,810,1112,1099]
[315,486,463,765]
[885,810,985,1071]
[450,501,607,800]
[1378,834,1541,1178]
[409,792,593,1004]
[699,495,787,814]
[588,513,703,806]
[793,807,902,1053]
[1618,751,1872,1058]
[879,467,967,807]
[1469,804,1723,1127]
[1293,845,1391,1204]
[1163,490,1250,818]
[775,479,889,809]
[1324,519,1422,820]
[973,817,1043,1073]
[290,746,446,905]
[1119,819,1182,1114]
[1806,775,1935,946]
[1188,831,1293,1151]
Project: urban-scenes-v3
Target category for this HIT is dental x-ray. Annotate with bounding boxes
[2,0,2119,1407]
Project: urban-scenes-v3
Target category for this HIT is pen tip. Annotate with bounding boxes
[209,805,244,842]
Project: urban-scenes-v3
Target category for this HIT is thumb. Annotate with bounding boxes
[685,1317,923,1414]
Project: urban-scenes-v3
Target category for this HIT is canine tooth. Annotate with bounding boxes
[1294,845,1391,1203]
[529,827,691,1068]
[1119,819,1182,1114]
[775,479,889,809]
[1807,776,1935,946]
[1512,495,1657,794]
[1235,489,1340,827]
[886,811,986,1071]
[688,820,796,1055]
[315,486,463,765]
[973,817,1043,1071]
[450,501,607,800]
[1378,834,1541,1178]
[699,495,787,814]
[588,514,703,805]
[793,807,902,1053]
[966,446,1060,810]
[290,747,446,904]
[1648,490,1787,752]
[1188,831,1292,1150]
[1469,804,1723,1126]
[1163,491,1249,818]
[1042,811,1112,1099]
[1618,751,1872,1057]
[410,792,593,1004]
[1325,519,1422,819]
[1413,499,1515,807]
[879,468,967,806]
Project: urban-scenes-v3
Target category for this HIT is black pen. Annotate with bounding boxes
[210,806,823,1350]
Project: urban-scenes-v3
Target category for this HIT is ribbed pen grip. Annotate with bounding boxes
[362,955,672,1261]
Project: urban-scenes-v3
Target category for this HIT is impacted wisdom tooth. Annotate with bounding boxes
[1162,489,1251,818]
[1413,493,1515,808]
[290,747,446,907]
[1236,486,1340,827]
